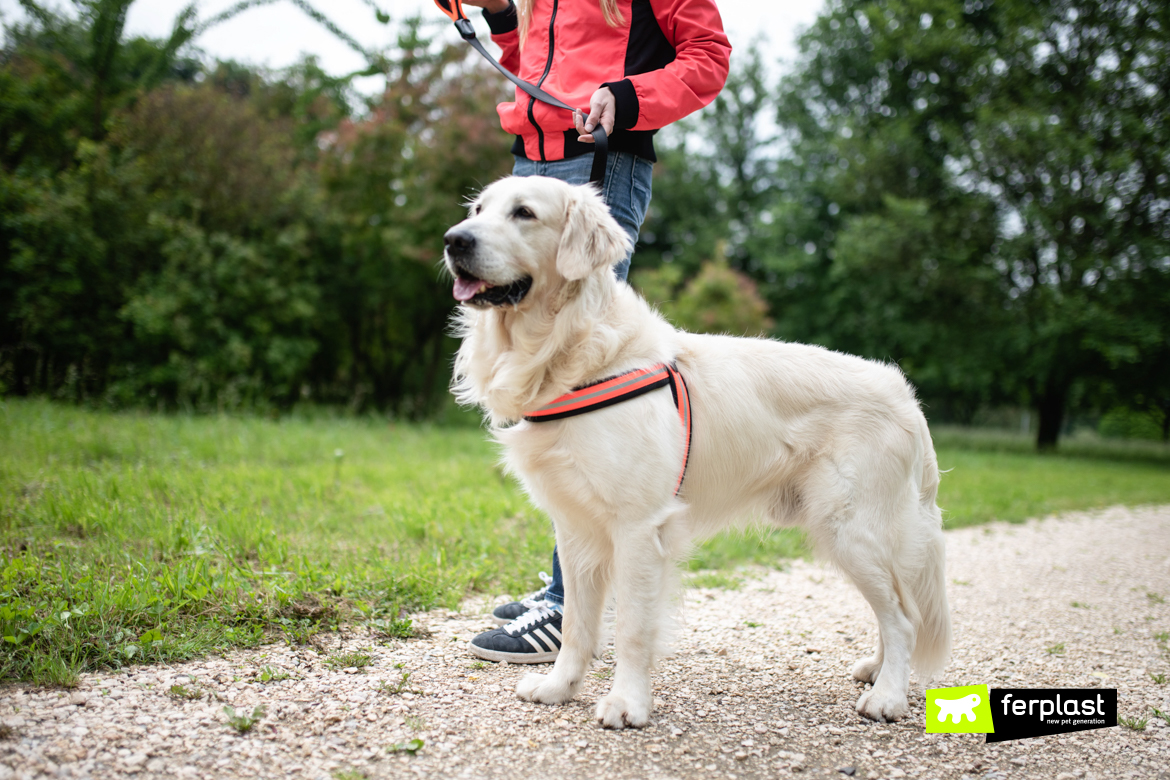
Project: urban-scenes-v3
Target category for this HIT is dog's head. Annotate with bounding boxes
[443,176,633,308]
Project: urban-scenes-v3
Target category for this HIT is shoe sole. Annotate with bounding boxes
[467,641,558,664]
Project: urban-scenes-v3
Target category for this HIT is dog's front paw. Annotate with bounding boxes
[595,691,651,729]
[516,672,577,705]
[851,655,882,684]
[856,688,909,722]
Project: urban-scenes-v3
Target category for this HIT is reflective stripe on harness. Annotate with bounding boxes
[523,363,692,495]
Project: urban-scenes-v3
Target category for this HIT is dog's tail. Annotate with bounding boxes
[909,417,951,680]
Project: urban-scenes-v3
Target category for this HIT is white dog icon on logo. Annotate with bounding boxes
[934,693,981,723]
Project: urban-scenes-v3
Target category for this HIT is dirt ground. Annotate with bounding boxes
[3,504,1169,780]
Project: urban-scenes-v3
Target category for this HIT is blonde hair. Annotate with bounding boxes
[516,0,624,46]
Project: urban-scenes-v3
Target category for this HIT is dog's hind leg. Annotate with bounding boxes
[843,558,915,722]
[595,504,683,729]
[827,507,918,723]
[517,535,609,706]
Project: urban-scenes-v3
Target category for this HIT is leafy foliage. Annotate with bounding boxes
[644,0,1169,447]
[0,8,509,415]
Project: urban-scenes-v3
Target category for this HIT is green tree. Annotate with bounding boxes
[766,0,1169,446]
[315,20,512,413]
[637,43,775,278]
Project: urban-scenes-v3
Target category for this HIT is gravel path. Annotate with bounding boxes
[3,505,1170,780]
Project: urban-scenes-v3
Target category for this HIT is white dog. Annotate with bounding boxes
[444,176,951,728]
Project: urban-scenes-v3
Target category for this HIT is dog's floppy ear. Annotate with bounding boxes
[556,185,633,281]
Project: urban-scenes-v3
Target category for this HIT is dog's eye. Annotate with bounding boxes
[471,204,482,216]
[513,206,536,220]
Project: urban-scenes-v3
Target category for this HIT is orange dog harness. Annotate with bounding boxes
[524,363,692,495]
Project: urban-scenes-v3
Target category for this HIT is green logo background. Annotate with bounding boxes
[926,684,995,733]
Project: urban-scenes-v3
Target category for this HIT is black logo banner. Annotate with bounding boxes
[986,688,1117,743]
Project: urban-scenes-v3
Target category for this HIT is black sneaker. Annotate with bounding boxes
[469,603,562,664]
[491,571,554,626]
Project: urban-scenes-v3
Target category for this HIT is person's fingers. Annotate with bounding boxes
[578,89,614,142]
[584,89,616,134]
[599,100,615,135]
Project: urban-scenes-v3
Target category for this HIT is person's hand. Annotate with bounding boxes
[575,87,616,143]
[460,0,511,12]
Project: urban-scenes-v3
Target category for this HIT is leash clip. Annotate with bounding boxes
[454,18,477,40]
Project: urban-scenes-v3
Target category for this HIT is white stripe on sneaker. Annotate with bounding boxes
[521,633,545,652]
[531,629,555,651]
[544,623,562,642]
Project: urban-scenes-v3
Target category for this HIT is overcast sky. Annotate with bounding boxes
[0,0,823,83]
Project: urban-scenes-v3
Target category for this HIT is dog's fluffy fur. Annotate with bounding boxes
[445,176,951,728]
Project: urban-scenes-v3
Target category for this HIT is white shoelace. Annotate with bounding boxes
[505,602,558,635]
[519,571,555,610]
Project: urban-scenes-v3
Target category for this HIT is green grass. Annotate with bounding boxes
[2,400,1168,686]
[934,445,1170,529]
[0,400,544,685]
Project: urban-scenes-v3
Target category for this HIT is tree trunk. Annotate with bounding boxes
[1036,385,1067,451]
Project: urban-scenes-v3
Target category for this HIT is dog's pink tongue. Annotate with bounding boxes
[453,277,490,302]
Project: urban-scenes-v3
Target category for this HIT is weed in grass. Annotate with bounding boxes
[745,621,763,628]
[1154,632,1170,643]
[324,651,372,671]
[332,771,367,780]
[686,572,744,590]
[1114,628,1124,634]
[1070,601,1091,609]
[224,705,266,733]
[369,617,415,640]
[168,682,204,700]
[1149,673,1168,684]
[1119,715,1148,731]
[258,665,291,683]
[1152,707,1170,726]
[951,579,971,586]
[387,738,424,755]
[1149,592,1166,604]
[376,664,417,695]
[592,667,613,680]
[1046,642,1066,655]
[469,661,487,671]
[280,619,322,646]
[405,715,426,731]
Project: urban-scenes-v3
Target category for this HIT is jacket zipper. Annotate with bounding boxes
[528,0,559,161]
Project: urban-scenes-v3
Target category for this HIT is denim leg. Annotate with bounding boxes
[545,547,565,607]
[510,153,654,605]
[511,153,652,282]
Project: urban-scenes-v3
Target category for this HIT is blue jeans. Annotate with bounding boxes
[512,151,653,606]
[512,152,652,283]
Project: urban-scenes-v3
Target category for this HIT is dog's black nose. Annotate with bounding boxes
[444,229,476,256]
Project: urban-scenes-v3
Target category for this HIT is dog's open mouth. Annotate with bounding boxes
[452,270,532,307]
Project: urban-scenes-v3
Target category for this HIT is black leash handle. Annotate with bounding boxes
[454,18,608,187]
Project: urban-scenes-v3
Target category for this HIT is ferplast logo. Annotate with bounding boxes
[925,685,995,734]
[926,686,1118,742]
[985,689,1117,743]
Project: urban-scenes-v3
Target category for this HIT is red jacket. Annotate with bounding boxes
[482,0,732,162]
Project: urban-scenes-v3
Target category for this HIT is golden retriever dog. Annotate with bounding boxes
[443,176,951,728]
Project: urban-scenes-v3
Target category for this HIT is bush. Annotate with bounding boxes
[633,257,772,336]
[1099,407,1167,442]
